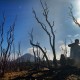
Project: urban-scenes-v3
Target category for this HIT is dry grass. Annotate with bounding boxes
[0,71,27,80]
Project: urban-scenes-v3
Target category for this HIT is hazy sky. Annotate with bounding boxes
[0,0,80,59]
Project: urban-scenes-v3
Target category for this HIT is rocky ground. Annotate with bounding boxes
[1,65,80,80]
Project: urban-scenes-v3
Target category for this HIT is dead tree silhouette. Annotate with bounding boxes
[0,13,16,76]
[30,0,57,68]
[29,29,50,68]
[33,46,36,64]
[33,42,41,70]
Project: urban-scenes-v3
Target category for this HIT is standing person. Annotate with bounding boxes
[68,39,80,63]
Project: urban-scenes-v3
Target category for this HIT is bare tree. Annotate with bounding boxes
[61,39,67,57]
[30,0,57,67]
[29,29,51,68]
[17,42,21,71]
[0,13,16,75]
[33,46,36,63]
[36,42,41,64]
[13,43,15,60]
[18,42,21,57]
[0,13,5,57]
[69,4,80,27]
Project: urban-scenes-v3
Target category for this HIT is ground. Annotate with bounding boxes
[0,66,80,80]
[0,71,27,80]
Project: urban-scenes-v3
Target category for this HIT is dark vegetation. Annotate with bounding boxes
[0,0,80,80]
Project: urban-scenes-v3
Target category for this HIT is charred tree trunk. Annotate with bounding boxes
[31,0,57,67]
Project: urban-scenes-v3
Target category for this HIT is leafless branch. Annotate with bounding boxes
[31,0,57,67]
[30,39,50,68]
[69,4,80,27]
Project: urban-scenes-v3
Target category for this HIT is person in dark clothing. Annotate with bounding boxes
[68,39,80,64]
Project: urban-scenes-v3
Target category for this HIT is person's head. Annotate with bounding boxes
[75,39,79,44]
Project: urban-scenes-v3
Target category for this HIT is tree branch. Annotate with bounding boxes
[69,5,80,27]
[30,40,50,68]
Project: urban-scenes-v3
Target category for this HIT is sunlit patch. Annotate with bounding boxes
[73,0,80,26]
[72,18,80,26]
[76,18,80,24]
